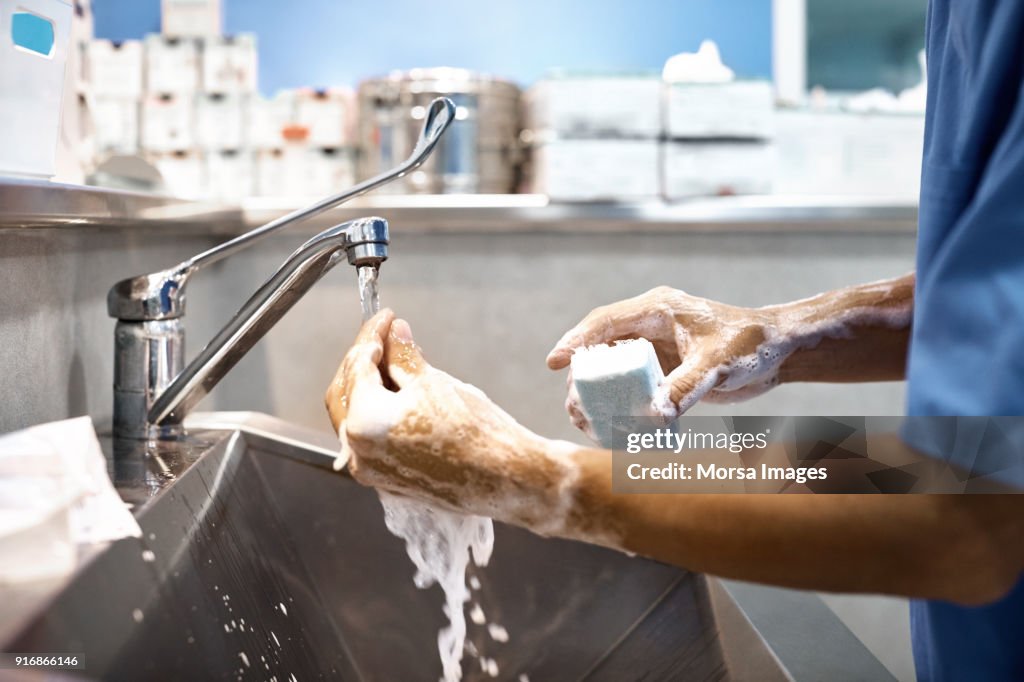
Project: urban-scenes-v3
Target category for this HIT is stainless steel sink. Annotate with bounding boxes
[2,413,788,681]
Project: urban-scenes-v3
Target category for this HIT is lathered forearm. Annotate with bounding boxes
[548,436,1024,606]
[770,273,915,384]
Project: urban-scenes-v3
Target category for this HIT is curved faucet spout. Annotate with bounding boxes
[107,97,454,322]
[144,217,388,433]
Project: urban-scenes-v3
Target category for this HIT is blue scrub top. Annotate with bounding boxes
[904,1,1024,680]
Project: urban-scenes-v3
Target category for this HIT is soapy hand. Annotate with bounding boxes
[547,286,790,422]
[326,310,577,534]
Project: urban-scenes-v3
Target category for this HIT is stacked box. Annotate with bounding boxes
[202,34,257,94]
[251,89,357,199]
[294,88,354,147]
[84,40,144,97]
[206,149,254,199]
[526,77,661,138]
[142,93,194,152]
[305,147,356,196]
[84,4,265,199]
[661,79,776,200]
[254,148,287,197]
[144,35,200,94]
[525,75,661,201]
[91,97,140,154]
[82,2,369,202]
[253,145,355,199]
[196,93,245,150]
[773,109,924,198]
[152,150,205,198]
[254,147,311,198]
[82,40,143,157]
[162,0,222,37]
[664,81,775,139]
[248,92,295,150]
[531,138,659,202]
[662,142,774,197]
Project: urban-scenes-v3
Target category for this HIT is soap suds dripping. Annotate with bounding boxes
[379,490,494,682]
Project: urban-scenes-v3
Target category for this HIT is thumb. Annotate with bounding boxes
[385,319,431,387]
[661,357,720,416]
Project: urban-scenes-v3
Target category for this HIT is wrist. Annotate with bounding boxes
[764,278,914,384]
[546,444,629,550]
[762,297,837,384]
[474,432,584,536]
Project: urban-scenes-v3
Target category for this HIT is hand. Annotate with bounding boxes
[547,286,790,423]
[326,310,576,534]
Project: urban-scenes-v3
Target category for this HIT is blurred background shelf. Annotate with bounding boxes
[240,193,918,234]
[0,179,917,234]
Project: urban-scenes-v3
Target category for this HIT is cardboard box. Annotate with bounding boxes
[144,35,200,94]
[84,39,143,97]
[202,34,257,94]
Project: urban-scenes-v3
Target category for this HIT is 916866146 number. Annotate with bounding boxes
[0,653,85,670]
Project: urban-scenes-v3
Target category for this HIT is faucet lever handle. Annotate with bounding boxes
[108,97,455,322]
[184,96,455,272]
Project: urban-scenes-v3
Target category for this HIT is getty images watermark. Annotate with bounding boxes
[609,416,1024,494]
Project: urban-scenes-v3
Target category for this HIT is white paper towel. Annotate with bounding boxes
[0,416,140,584]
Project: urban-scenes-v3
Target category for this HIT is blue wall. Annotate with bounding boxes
[93,0,771,94]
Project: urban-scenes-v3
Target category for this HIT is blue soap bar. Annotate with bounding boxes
[570,339,666,448]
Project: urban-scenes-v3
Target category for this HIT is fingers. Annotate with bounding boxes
[546,290,673,370]
[325,309,395,432]
[358,308,396,347]
[561,369,600,441]
[384,318,431,388]
[350,309,394,385]
[564,372,588,430]
[662,358,720,416]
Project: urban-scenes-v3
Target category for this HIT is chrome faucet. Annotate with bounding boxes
[108,97,456,440]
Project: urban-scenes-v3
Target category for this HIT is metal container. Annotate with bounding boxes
[357,68,521,193]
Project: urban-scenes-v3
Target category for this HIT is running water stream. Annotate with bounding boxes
[355,266,498,681]
[357,266,380,322]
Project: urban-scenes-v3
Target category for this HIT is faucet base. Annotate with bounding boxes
[113,319,185,440]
